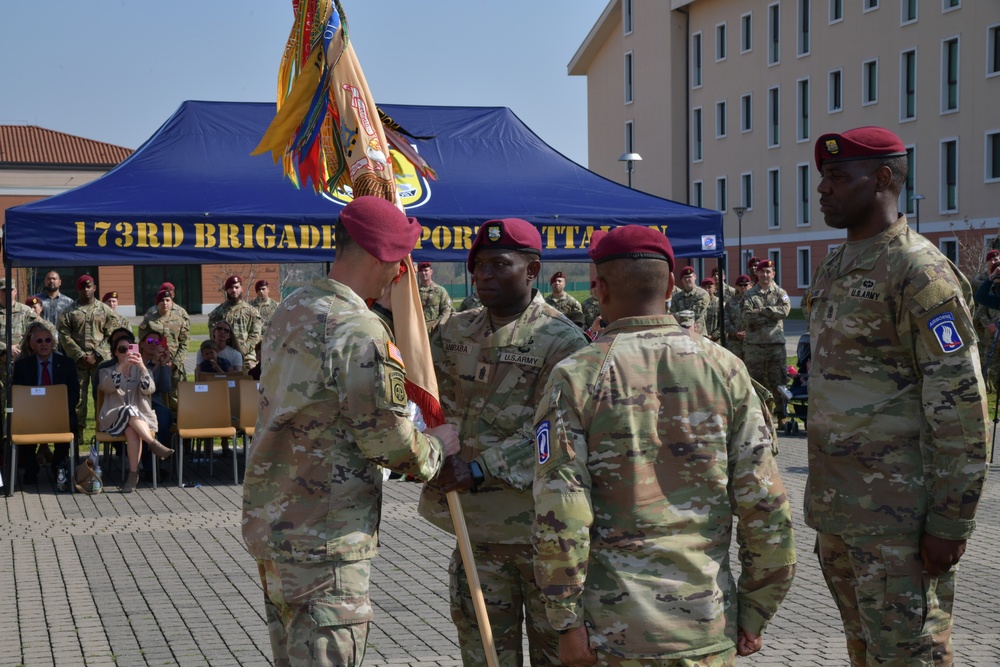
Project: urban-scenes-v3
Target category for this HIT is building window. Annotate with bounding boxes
[863,59,879,105]
[986,131,1000,182]
[941,138,959,212]
[693,32,703,88]
[797,248,812,288]
[901,49,917,120]
[623,0,633,34]
[693,108,703,161]
[830,0,844,23]
[768,86,780,147]
[797,79,809,141]
[768,168,781,228]
[943,0,961,12]
[741,13,753,53]
[625,120,635,154]
[693,180,704,208]
[741,93,752,132]
[829,69,843,112]
[716,101,728,138]
[940,239,959,264]
[942,37,959,112]
[768,250,782,284]
[798,0,811,56]
[989,24,1000,76]
[741,172,753,209]
[717,177,728,212]
[768,3,780,65]
[625,51,634,104]
[797,164,811,226]
[865,0,880,12]
[716,23,727,61]
[903,146,916,213]
[902,0,918,24]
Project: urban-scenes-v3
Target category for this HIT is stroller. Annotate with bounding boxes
[781,334,810,435]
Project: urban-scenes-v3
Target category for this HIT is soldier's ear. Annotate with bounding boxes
[665,273,675,301]
[525,259,541,283]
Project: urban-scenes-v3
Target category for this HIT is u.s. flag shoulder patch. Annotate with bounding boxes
[387,341,406,368]
[928,312,964,353]
[536,420,551,465]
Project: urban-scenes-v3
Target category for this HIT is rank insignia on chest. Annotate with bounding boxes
[929,312,964,353]
[536,420,551,465]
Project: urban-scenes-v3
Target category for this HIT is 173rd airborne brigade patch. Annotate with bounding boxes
[536,420,551,465]
[929,312,964,354]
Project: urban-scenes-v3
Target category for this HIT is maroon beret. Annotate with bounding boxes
[588,225,674,271]
[155,289,171,305]
[757,259,775,270]
[467,218,542,272]
[589,229,608,251]
[986,250,1000,260]
[736,274,752,285]
[76,275,94,290]
[159,281,175,292]
[102,291,118,302]
[25,296,41,307]
[815,126,907,171]
[550,271,565,284]
[417,262,432,270]
[339,196,422,263]
[254,280,268,291]
[747,256,760,266]
[224,275,241,290]
[701,278,715,286]
[679,266,695,277]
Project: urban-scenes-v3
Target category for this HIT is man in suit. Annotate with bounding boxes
[12,321,80,485]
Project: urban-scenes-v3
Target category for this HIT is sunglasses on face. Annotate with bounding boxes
[145,337,161,345]
[34,337,52,344]
[117,345,131,354]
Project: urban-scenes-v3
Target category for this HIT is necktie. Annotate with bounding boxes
[41,361,51,386]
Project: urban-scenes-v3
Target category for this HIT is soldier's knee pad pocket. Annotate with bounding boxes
[448,554,476,628]
[306,594,373,628]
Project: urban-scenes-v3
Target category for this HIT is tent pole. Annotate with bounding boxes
[718,257,726,348]
[3,258,11,497]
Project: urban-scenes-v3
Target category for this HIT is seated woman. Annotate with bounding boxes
[198,339,232,373]
[98,336,175,493]
[194,322,243,370]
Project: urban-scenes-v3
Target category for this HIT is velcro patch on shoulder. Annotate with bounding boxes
[907,269,958,316]
[386,341,405,369]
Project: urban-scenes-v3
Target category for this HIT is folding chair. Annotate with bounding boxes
[10,384,76,494]
[93,390,166,490]
[233,379,260,484]
[176,381,236,487]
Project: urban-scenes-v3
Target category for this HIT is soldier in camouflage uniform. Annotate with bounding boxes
[101,291,132,333]
[138,290,190,414]
[545,271,585,327]
[250,279,280,324]
[143,282,192,329]
[208,275,263,372]
[533,225,796,666]
[972,251,1000,391]
[416,262,453,323]
[581,286,601,331]
[712,266,736,304]
[723,274,751,360]
[0,281,39,416]
[57,275,120,443]
[669,266,711,334]
[809,127,990,666]
[242,196,459,667]
[459,291,480,311]
[702,277,721,340]
[741,259,790,421]
[421,218,589,667]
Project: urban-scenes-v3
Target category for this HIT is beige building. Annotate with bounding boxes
[571,0,1000,304]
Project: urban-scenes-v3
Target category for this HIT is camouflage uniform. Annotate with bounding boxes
[144,302,192,329]
[57,300,118,440]
[718,282,736,304]
[669,286,711,334]
[0,300,39,407]
[807,215,989,666]
[545,293,585,327]
[704,294,720,340]
[138,308,190,414]
[243,278,446,667]
[208,299,262,371]
[419,282,453,322]
[36,292,74,332]
[741,282,790,419]
[459,292,481,312]
[972,293,1000,391]
[251,295,280,324]
[532,314,796,663]
[581,295,601,329]
[419,291,589,666]
[722,292,746,360]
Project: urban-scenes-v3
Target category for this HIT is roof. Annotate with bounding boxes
[0,125,132,167]
[568,0,619,76]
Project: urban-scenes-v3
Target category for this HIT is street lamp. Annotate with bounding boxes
[618,152,642,189]
[732,206,747,274]
[911,194,925,234]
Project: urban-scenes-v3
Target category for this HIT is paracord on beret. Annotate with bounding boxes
[339,196,422,263]
[588,225,674,271]
[815,126,907,171]
[467,218,542,273]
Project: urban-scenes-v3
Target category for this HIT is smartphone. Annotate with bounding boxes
[128,344,139,356]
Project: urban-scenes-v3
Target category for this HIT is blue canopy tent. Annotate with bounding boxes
[4,101,723,267]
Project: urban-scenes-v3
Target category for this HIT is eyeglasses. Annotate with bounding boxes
[34,337,52,344]
[117,345,130,354]
[145,337,161,345]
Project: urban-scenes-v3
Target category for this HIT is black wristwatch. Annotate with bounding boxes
[469,460,485,492]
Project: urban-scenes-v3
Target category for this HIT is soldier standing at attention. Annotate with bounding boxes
[242,196,459,666]
[808,126,989,666]
[713,266,735,304]
[138,290,190,415]
[101,291,132,332]
[723,274,751,360]
[417,261,453,323]
[972,250,1000,390]
[545,271,585,327]
[669,266,711,333]
[580,282,601,331]
[741,260,789,423]
[419,218,589,666]
[459,277,481,312]
[702,277,720,341]
[532,225,796,666]
[250,279,279,324]
[58,275,118,444]
[208,275,262,372]
[0,281,39,414]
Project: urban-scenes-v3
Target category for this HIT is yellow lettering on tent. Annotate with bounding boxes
[430,227,453,249]
[135,223,161,248]
[114,222,134,248]
[454,226,474,250]
[277,225,299,249]
[255,225,275,249]
[195,223,217,248]
[162,223,183,247]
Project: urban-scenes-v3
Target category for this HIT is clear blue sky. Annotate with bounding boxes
[0,0,608,166]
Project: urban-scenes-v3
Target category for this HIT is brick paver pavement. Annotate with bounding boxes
[2,426,999,666]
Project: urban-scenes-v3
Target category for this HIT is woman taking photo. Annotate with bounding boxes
[98,334,175,492]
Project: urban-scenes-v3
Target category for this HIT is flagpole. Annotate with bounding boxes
[447,492,499,666]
